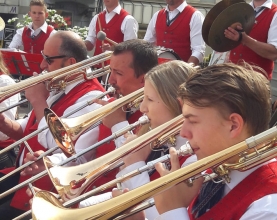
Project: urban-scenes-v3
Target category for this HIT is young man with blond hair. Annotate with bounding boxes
[154,63,277,219]
[9,0,56,54]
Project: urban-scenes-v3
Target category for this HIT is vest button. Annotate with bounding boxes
[239,54,242,57]
[164,31,167,34]
[170,40,172,43]
[233,52,236,55]
[24,202,30,207]
[103,28,105,30]
[93,186,97,189]
[163,40,166,43]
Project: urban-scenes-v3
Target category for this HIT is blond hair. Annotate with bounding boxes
[0,51,9,75]
[138,60,196,135]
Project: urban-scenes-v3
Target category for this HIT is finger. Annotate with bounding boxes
[26,188,32,197]
[33,72,38,76]
[155,162,169,176]
[169,147,180,171]
[93,99,109,106]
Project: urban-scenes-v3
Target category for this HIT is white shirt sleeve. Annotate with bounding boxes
[144,11,159,44]
[0,75,21,140]
[37,90,105,166]
[111,120,130,148]
[121,15,138,40]
[79,192,112,208]
[268,12,277,49]
[158,208,190,220]
[85,15,98,46]
[189,11,205,62]
[8,27,24,49]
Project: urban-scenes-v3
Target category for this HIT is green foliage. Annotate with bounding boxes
[7,9,88,40]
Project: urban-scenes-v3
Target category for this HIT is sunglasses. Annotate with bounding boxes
[41,51,66,65]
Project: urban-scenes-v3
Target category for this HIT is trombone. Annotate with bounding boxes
[32,125,277,219]
[45,87,144,157]
[0,51,112,103]
[0,88,145,199]
[0,87,116,183]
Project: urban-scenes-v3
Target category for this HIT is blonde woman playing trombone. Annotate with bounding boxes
[79,60,197,220]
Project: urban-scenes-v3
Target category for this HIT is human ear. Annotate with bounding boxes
[229,113,244,138]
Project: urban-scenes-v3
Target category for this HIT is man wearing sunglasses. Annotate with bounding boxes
[0,31,106,218]
[9,0,56,54]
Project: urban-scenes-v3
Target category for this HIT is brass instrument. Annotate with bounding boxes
[44,115,184,202]
[0,87,116,183]
[0,114,150,200]
[32,126,277,220]
[0,51,112,103]
[45,88,144,157]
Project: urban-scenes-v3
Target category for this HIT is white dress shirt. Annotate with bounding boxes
[18,79,107,166]
[0,74,20,141]
[250,0,277,49]
[158,159,277,220]
[144,1,205,62]
[8,22,56,50]
[85,5,138,45]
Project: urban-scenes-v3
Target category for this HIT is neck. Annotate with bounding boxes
[168,0,184,11]
[106,4,118,13]
[253,0,267,8]
[32,23,43,30]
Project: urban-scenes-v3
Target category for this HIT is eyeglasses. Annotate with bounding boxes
[41,51,66,65]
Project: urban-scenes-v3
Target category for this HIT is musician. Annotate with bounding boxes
[224,0,277,79]
[0,31,106,218]
[80,61,197,220]
[153,63,277,219]
[84,0,138,52]
[144,0,205,66]
[8,0,56,54]
[0,51,20,169]
[22,39,158,203]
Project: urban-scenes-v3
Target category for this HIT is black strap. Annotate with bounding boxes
[166,11,180,26]
[192,178,225,218]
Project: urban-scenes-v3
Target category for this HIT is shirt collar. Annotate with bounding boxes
[165,1,187,13]
[64,79,85,95]
[27,21,48,33]
[225,158,276,192]
[250,0,272,10]
[103,4,122,14]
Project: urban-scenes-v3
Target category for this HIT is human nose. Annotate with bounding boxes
[108,70,116,85]
[139,97,148,114]
[40,59,48,71]
[180,120,191,139]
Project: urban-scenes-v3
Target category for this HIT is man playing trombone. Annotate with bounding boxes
[0,31,107,219]
[153,63,277,219]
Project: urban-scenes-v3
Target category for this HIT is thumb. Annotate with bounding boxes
[93,99,109,106]
[33,72,39,76]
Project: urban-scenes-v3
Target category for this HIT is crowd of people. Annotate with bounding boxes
[0,0,276,219]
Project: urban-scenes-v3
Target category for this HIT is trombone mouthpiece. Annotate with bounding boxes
[138,115,150,125]
[178,142,194,156]
[97,31,107,41]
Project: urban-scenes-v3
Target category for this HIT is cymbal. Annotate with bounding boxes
[202,0,245,45]
[203,2,255,52]
[0,17,5,31]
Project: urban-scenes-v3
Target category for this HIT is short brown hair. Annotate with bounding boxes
[113,39,158,78]
[30,0,47,11]
[178,63,271,135]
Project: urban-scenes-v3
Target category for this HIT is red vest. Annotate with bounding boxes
[22,25,54,54]
[229,4,277,80]
[0,138,14,149]
[156,6,196,62]
[188,161,277,220]
[2,78,105,211]
[94,9,129,68]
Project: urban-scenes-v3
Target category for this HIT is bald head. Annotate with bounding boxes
[48,31,87,62]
